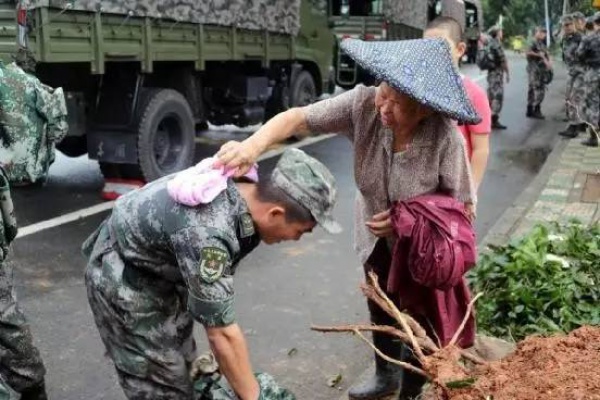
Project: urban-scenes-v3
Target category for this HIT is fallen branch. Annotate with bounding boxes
[352,329,430,379]
[312,324,486,366]
[449,293,483,348]
[367,271,427,362]
[311,324,439,353]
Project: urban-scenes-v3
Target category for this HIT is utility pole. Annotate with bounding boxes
[545,0,551,47]
[563,0,570,15]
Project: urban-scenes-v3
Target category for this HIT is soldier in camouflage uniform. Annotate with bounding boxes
[0,62,68,186]
[486,27,510,130]
[559,15,587,138]
[83,148,340,400]
[526,27,552,119]
[575,13,600,147]
[0,168,48,400]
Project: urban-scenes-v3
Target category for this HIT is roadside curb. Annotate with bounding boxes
[479,137,569,248]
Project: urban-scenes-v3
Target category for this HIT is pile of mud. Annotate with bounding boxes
[449,326,600,400]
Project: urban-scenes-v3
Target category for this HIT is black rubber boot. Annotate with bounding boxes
[532,105,545,119]
[559,124,580,139]
[20,382,48,400]
[348,332,404,399]
[582,128,599,147]
[397,347,427,400]
[526,105,534,117]
[491,115,507,130]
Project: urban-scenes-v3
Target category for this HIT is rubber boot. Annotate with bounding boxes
[526,105,534,118]
[582,127,599,147]
[491,115,507,130]
[397,347,427,400]
[20,382,48,400]
[532,105,545,119]
[559,124,580,139]
[348,332,404,399]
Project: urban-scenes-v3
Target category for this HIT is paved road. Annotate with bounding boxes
[8,53,568,399]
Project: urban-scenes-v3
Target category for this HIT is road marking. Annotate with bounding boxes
[16,201,115,239]
[15,133,336,239]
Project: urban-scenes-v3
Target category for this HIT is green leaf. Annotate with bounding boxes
[446,377,477,389]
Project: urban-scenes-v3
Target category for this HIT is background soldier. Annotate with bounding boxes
[572,11,587,32]
[526,27,552,119]
[487,26,510,130]
[84,148,341,400]
[0,168,47,400]
[559,15,587,138]
[575,13,600,147]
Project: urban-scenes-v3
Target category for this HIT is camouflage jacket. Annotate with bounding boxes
[0,167,17,263]
[527,39,550,71]
[194,372,295,400]
[83,177,260,328]
[0,62,68,185]
[562,32,584,75]
[488,37,506,70]
[576,31,600,68]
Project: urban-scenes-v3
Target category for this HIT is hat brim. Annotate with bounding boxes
[340,38,482,125]
[315,213,343,234]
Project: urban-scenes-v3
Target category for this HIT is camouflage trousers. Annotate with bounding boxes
[85,223,197,400]
[0,263,46,394]
[566,71,586,125]
[486,69,504,116]
[194,372,296,400]
[583,67,600,128]
[527,67,547,107]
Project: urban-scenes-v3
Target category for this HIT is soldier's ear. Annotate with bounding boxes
[266,205,286,221]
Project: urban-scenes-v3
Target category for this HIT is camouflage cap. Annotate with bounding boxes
[561,14,574,24]
[572,11,586,20]
[271,148,341,234]
[594,12,600,23]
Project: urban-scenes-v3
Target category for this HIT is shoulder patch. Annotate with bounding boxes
[239,213,256,238]
[199,247,229,283]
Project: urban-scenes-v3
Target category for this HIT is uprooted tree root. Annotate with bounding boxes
[312,271,485,399]
[311,272,600,400]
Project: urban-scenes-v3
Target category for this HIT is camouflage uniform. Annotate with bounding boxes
[0,168,47,397]
[526,39,550,109]
[576,29,600,144]
[0,62,68,186]
[194,372,295,400]
[83,148,338,399]
[0,376,19,400]
[562,30,585,125]
[486,36,506,117]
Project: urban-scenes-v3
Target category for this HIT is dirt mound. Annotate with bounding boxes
[451,326,600,400]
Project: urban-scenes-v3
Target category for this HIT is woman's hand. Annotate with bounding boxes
[366,210,394,238]
[215,140,261,177]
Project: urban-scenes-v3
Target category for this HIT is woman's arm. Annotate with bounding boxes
[216,88,359,176]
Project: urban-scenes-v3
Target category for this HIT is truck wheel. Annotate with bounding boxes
[136,89,196,182]
[57,136,87,157]
[290,70,317,108]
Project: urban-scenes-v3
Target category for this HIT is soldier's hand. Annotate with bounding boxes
[215,140,260,177]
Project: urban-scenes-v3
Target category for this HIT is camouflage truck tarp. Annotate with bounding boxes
[383,0,428,31]
[20,0,302,35]
[441,0,466,32]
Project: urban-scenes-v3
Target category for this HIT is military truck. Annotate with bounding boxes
[464,0,483,64]
[0,0,335,181]
[331,0,467,88]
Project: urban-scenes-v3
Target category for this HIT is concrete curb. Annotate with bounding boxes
[479,137,569,248]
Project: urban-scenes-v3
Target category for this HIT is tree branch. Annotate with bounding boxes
[449,293,483,348]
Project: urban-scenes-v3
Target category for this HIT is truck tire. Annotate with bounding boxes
[56,136,87,157]
[290,70,316,108]
[136,88,196,182]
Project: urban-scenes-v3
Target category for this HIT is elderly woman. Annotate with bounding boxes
[216,38,479,399]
